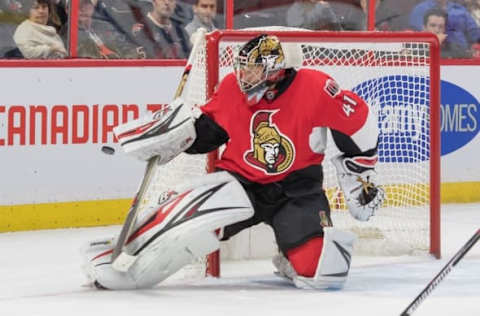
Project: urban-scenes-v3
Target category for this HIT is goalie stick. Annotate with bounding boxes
[400,229,480,316]
[111,28,207,272]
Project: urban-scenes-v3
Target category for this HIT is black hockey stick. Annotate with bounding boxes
[111,28,206,272]
[400,229,480,316]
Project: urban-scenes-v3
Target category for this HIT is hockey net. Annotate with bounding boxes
[139,29,441,277]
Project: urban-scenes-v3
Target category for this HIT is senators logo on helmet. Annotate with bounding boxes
[234,34,287,99]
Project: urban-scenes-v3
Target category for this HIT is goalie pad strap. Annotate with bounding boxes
[113,97,196,163]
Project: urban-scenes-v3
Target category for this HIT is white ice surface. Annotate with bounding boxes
[0,203,479,316]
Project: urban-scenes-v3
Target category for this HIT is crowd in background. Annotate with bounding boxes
[1,0,480,59]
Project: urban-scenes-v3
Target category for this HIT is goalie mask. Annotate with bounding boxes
[234,34,286,105]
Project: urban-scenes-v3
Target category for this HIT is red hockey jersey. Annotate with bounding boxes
[200,68,378,184]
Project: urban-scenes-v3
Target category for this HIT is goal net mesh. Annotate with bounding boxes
[139,30,438,271]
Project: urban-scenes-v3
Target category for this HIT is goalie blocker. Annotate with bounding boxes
[82,172,254,290]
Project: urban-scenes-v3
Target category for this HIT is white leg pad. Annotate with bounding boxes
[272,252,296,281]
[81,237,138,290]
[83,230,220,290]
[273,227,356,290]
[128,229,219,288]
[82,172,253,290]
[295,227,356,289]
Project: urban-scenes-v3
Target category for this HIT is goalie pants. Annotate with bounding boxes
[220,164,332,254]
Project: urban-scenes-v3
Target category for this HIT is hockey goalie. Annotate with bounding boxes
[82,34,385,290]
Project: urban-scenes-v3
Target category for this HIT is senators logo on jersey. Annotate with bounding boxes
[244,111,295,174]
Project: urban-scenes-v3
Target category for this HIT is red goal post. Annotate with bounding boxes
[143,30,441,278]
[198,30,441,277]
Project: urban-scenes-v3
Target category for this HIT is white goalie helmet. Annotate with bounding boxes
[233,34,287,104]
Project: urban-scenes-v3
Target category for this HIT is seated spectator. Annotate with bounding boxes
[48,0,67,32]
[0,0,23,15]
[0,0,23,16]
[0,0,24,57]
[423,8,472,58]
[73,0,143,59]
[325,0,363,31]
[93,0,141,39]
[132,0,191,59]
[286,0,342,31]
[230,0,288,29]
[462,0,480,25]
[375,0,418,31]
[334,0,385,31]
[185,0,216,38]
[410,0,480,50]
[171,0,194,25]
[13,0,67,59]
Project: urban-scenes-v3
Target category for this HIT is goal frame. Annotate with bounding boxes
[203,30,441,277]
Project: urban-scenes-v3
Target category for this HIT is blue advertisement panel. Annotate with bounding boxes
[353,75,480,162]
[440,80,480,156]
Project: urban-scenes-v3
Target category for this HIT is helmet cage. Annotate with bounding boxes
[233,35,286,94]
[233,56,269,93]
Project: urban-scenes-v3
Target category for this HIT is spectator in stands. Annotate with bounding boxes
[375,0,418,31]
[48,0,67,32]
[1,0,23,15]
[231,0,286,29]
[329,0,366,31]
[461,0,480,25]
[410,0,480,51]
[73,0,143,59]
[171,0,193,25]
[0,0,25,57]
[132,0,191,59]
[286,0,342,31]
[13,0,67,58]
[423,8,472,57]
[185,0,216,38]
[335,0,388,31]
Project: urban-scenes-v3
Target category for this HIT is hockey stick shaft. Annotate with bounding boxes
[111,157,157,262]
[111,29,206,267]
[400,229,480,316]
[111,65,191,264]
